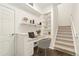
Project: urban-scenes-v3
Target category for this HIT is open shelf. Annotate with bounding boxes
[20,22,41,28]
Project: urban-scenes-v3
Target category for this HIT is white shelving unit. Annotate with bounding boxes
[42,12,51,35]
[20,22,41,29]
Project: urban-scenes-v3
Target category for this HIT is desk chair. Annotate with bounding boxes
[37,38,51,56]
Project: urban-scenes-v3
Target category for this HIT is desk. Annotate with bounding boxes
[27,35,51,43]
[15,34,51,56]
[27,35,51,48]
[26,35,51,55]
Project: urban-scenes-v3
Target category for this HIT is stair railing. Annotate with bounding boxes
[70,15,78,56]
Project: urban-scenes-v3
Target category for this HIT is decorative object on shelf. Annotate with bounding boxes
[36,30,41,36]
[33,20,34,24]
[48,32,51,35]
[30,20,35,24]
[23,17,28,23]
[30,20,32,24]
[39,22,42,25]
[28,32,35,38]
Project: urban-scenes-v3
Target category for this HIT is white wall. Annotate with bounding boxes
[14,7,41,33]
[1,4,41,33]
[58,4,73,26]
[42,6,51,14]
[57,3,79,55]
[0,4,41,56]
[1,3,58,51]
[50,5,58,49]
[71,4,79,56]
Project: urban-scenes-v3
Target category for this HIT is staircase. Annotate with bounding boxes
[54,26,75,55]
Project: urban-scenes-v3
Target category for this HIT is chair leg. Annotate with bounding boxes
[45,48,46,56]
[37,46,39,55]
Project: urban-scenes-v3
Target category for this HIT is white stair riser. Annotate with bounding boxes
[57,33,72,35]
[56,39,73,42]
[58,30,72,32]
[58,31,72,33]
[54,47,75,55]
[55,45,75,52]
[56,43,74,49]
[57,34,72,36]
[58,32,72,34]
[55,42,74,47]
[58,28,71,29]
[57,36,72,39]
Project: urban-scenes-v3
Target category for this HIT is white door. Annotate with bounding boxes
[0,5,15,56]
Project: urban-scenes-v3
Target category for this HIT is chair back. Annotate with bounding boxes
[38,38,51,49]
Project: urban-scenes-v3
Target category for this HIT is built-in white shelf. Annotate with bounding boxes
[14,33,28,35]
[20,23,41,28]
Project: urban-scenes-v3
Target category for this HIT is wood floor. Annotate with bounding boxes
[33,47,73,56]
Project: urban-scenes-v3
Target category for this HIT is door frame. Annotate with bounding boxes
[0,4,15,56]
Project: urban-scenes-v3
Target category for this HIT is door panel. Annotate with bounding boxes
[0,5,15,56]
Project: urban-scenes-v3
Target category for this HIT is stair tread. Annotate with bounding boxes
[58,30,72,33]
[57,33,72,35]
[55,44,75,53]
[55,40,74,46]
[58,26,71,27]
[58,27,71,29]
[57,36,72,39]
[59,26,71,27]
[55,43,74,48]
[56,38,73,42]
[54,45,75,55]
[59,26,71,28]
[58,31,72,33]
[57,35,72,38]
[58,31,71,32]
[57,34,72,36]
[58,29,71,31]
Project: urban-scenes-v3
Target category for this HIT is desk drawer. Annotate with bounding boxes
[24,47,33,56]
[24,42,34,56]
[24,45,33,51]
[24,42,34,47]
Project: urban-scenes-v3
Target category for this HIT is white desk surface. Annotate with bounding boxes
[27,35,51,43]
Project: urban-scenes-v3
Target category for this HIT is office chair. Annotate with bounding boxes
[37,38,51,56]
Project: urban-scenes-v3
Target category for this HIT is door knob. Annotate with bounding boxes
[11,33,15,36]
[9,33,15,36]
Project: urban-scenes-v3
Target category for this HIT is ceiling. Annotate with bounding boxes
[34,3,61,13]
[9,3,61,15]
[34,3,53,9]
